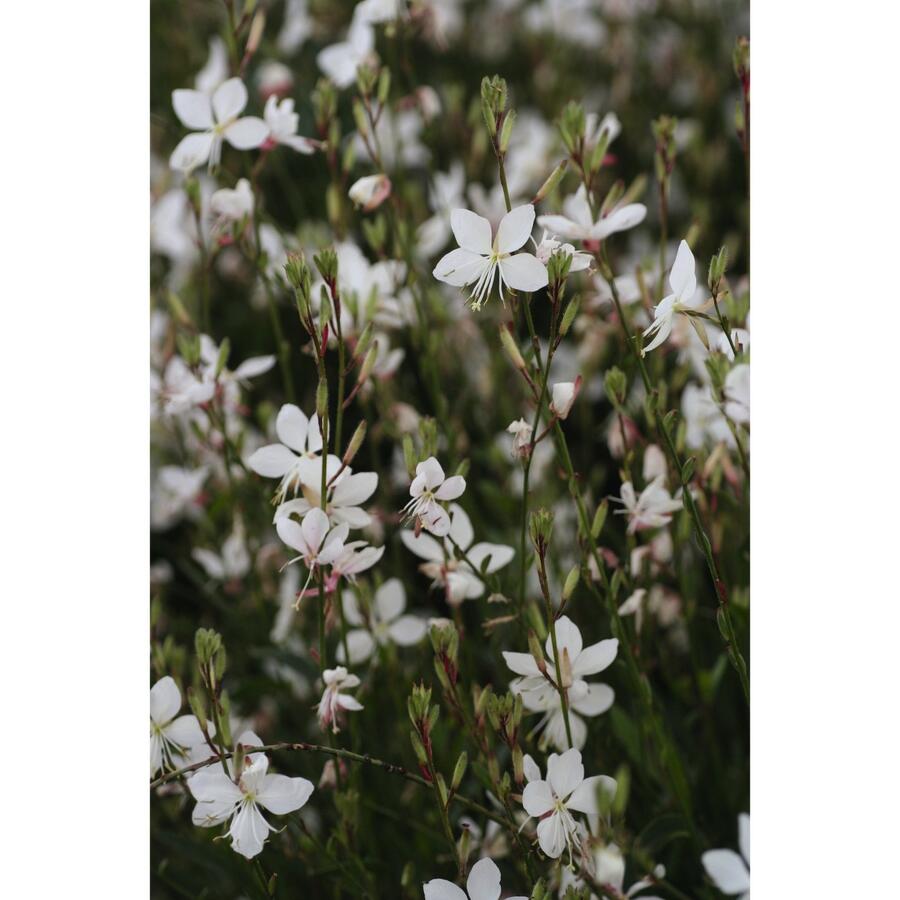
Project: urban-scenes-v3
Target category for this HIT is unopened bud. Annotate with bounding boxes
[316,377,329,421]
[559,295,580,337]
[214,338,230,378]
[246,10,265,56]
[343,421,367,465]
[499,324,526,371]
[591,500,609,539]
[450,752,468,792]
[562,566,580,602]
[527,630,546,674]
[499,108,517,154]
[532,159,568,205]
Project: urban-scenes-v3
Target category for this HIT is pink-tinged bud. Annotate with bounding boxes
[348,174,392,212]
[550,376,582,420]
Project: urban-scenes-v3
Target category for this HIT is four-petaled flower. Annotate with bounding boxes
[537,185,646,245]
[150,676,211,777]
[402,456,466,536]
[613,476,683,534]
[423,856,527,900]
[188,752,314,859]
[276,507,349,603]
[521,747,617,860]
[433,205,549,310]
[170,77,269,172]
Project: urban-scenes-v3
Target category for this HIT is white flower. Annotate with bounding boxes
[275,466,378,530]
[682,383,734,449]
[327,539,385,586]
[263,96,316,153]
[150,676,211,777]
[724,364,750,425]
[277,0,313,55]
[170,77,269,172]
[317,14,375,88]
[154,355,215,416]
[402,456,466,536]
[537,185,646,244]
[507,418,533,458]
[276,507,350,602]
[349,173,392,211]
[642,444,668,483]
[356,0,403,24]
[247,404,342,503]
[613,476,683,534]
[433,205,549,310]
[423,856,527,900]
[561,841,666,900]
[210,178,254,227]
[317,666,363,733]
[550,377,581,420]
[702,814,750,899]
[417,162,466,257]
[503,616,617,751]
[535,231,592,272]
[151,466,207,530]
[642,240,705,355]
[402,503,514,604]
[337,578,428,664]
[189,753,314,859]
[192,518,251,582]
[520,747,617,860]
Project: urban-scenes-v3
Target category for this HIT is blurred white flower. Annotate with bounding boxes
[170,77,269,172]
[433,205,549,309]
[349,173,392,211]
[277,0,313,55]
[402,456,466,536]
[189,753,313,859]
[210,178,254,229]
[150,676,211,777]
[537,185,646,244]
[642,240,705,355]
[613,476,682,534]
[520,747,616,860]
[263,96,316,153]
[336,578,428,664]
[151,466,207,530]
[724,364,750,425]
[507,418,532,458]
[192,518,251,582]
[194,37,228,95]
[317,666,363,733]
[317,14,375,88]
[702,814,750,899]
[424,856,527,900]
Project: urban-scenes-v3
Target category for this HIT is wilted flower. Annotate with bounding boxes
[317,666,363,733]
[170,77,269,172]
[433,205,549,310]
[210,178,254,230]
[507,418,533,458]
[189,753,314,859]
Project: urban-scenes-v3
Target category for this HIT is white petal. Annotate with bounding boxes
[212,77,248,123]
[276,517,308,554]
[668,240,697,300]
[502,651,540,677]
[332,471,378,507]
[275,404,309,451]
[522,779,555,818]
[229,802,271,859]
[499,253,549,292]
[536,813,567,859]
[192,548,226,580]
[164,714,206,751]
[739,813,750,866]
[572,638,618,677]
[257,774,314,814]
[535,214,582,241]
[447,503,474,549]
[374,578,406,622]
[547,747,584,800]
[417,457,446,490]
[301,507,331,551]
[172,89,213,130]
[337,693,364,711]
[566,774,617,814]
[150,676,182,725]
[564,185,594,228]
[466,857,501,900]
[450,208,492,253]
[224,116,270,150]
[169,132,214,171]
[702,850,750,894]
[435,475,466,500]
[248,443,297,477]
[189,769,242,805]
[399,529,444,562]
[336,629,376,665]
[496,204,535,253]
[546,616,583,664]
[388,615,428,646]
[466,542,514,575]
[433,248,488,287]
[423,506,451,536]
[570,682,615,717]
[423,879,468,900]
[596,203,647,239]
[232,355,276,379]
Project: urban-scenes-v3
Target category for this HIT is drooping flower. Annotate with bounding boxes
[433,205,549,310]
[263,96,317,153]
[349,173,392,212]
[613,476,683,534]
[170,77,269,172]
[337,578,428,664]
[401,503,514,604]
[702,814,750,899]
[537,185,646,245]
[402,456,466,536]
[642,240,706,356]
[503,616,617,751]
[150,676,212,777]
[423,856,527,900]
[247,404,341,502]
[520,747,617,860]
[274,467,378,529]
[188,752,314,859]
[317,666,363,733]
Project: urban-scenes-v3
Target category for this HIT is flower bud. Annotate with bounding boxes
[550,376,581,420]
[499,108,516,154]
[316,377,329,422]
[214,338,231,378]
[348,174,392,212]
[314,247,339,284]
[499,324,527,371]
[528,507,554,556]
[450,752,468,792]
[167,291,192,327]
[604,367,627,407]
[562,566,580,602]
[558,295,580,337]
[591,499,609,539]
[527,630,547,675]
[531,159,568,205]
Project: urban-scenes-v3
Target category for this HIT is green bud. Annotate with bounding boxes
[600,179,625,218]
[559,295,580,337]
[682,457,696,483]
[377,67,391,106]
[592,500,609,539]
[214,338,230,378]
[562,566,580,602]
[512,745,524,784]
[316,377,329,422]
[409,729,428,764]
[186,686,207,730]
[343,420,367,466]
[435,773,449,807]
[352,97,369,138]
[499,324,527,371]
[708,245,729,290]
[604,367,627,407]
[527,630,546,674]
[528,507,554,556]
[166,291,192,327]
[612,764,631,816]
[314,247,339,284]
[357,340,379,385]
[499,108,516,154]
[532,159,568,204]
[558,101,586,156]
[402,434,417,478]
[177,333,200,367]
[450,752,468,792]
[588,128,611,174]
